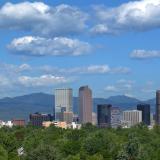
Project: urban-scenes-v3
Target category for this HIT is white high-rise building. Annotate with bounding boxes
[55,88,73,121]
[122,110,142,127]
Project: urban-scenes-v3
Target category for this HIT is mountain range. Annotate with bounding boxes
[0,93,156,121]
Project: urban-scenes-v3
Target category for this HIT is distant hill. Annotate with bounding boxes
[0,93,156,121]
[0,93,54,121]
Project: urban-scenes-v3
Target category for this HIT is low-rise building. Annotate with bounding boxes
[29,113,53,127]
[42,121,67,129]
[68,122,82,129]
[12,119,25,127]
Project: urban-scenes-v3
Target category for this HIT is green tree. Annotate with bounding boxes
[83,135,103,155]
[26,144,59,160]
[87,154,103,160]
[8,152,20,160]
[65,154,81,160]
[0,145,8,160]
[117,133,140,160]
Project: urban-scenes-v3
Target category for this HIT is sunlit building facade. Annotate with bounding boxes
[79,86,92,124]
[55,88,73,121]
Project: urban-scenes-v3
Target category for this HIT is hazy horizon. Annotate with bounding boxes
[0,91,156,101]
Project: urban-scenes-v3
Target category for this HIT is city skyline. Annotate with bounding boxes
[0,0,160,100]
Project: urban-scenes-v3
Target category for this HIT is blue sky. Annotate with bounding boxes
[0,0,160,99]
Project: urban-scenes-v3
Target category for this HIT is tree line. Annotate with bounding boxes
[1,123,160,160]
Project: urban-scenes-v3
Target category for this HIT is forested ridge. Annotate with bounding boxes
[0,124,160,160]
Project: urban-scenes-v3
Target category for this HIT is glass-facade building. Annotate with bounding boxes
[97,104,111,128]
[137,104,150,125]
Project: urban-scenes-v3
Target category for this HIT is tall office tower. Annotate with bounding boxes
[156,90,160,125]
[137,104,150,125]
[122,110,142,127]
[97,104,112,128]
[79,86,92,124]
[55,88,73,121]
[111,107,121,128]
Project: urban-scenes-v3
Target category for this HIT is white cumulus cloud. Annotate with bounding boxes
[18,75,71,87]
[130,50,160,59]
[86,65,110,74]
[0,2,88,36]
[104,79,134,93]
[90,24,116,35]
[8,36,92,56]
[0,62,74,91]
[0,62,131,94]
[105,85,118,92]
[92,0,160,34]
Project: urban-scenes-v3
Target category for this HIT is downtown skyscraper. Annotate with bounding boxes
[55,88,73,121]
[137,104,150,125]
[79,86,92,124]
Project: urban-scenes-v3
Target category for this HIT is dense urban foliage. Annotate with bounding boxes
[1,123,160,160]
